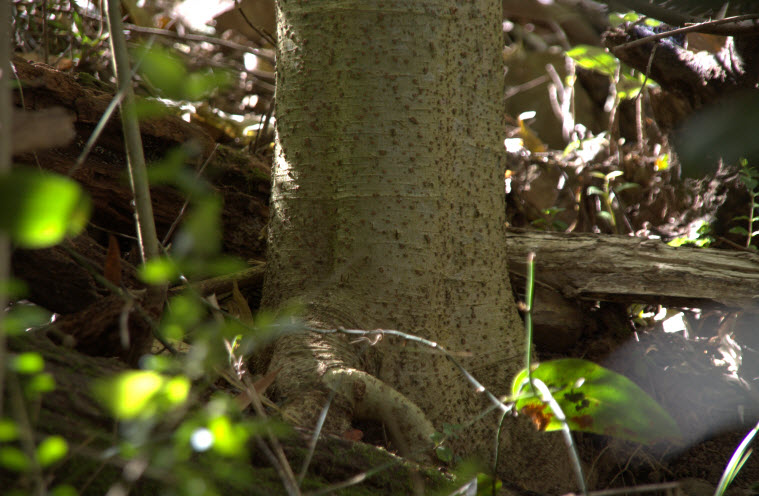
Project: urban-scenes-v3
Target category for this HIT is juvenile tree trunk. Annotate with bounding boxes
[263,0,575,491]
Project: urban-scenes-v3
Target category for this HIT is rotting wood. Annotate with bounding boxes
[506,227,759,311]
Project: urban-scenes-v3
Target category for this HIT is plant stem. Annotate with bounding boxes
[105,0,160,262]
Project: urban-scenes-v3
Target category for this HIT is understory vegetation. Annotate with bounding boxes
[2,1,759,495]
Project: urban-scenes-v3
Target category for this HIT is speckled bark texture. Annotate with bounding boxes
[263,0,576,491]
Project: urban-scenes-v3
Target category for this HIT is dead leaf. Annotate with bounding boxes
[104,234,122,286]
[235,366,281,410]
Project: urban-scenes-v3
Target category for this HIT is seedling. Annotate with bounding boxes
[729,159,759,249]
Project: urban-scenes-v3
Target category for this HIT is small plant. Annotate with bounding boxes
[667,219,714,248]
[729,159,759,249]
[586,170,639,232]
[530,206,568,231]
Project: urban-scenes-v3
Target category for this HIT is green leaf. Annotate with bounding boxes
[614,182,640,193]
[0,446,30,472]
[208,415,248,457]
[0,418,19,442]
[435,444,453,463]
[730,226,749,236]
[512,358,681,444]
[133,44,231,101]
[36,436,68,467]
[606,170,624,180]
[24,372,56,397]
[134,44,188,100]
[566,45,619,77]
[0,169,91,248]
[586,186,604,196]
[50,485,79,496]
[10,352,44,374]
[597,211,613,222]
[93,371,190,420]
[139,256,180,285]
[4,304,52,336]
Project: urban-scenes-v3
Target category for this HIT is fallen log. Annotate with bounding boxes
[506,227,759,311]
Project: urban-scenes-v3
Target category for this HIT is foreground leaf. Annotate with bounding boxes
[93,371,190,420]
[0,169,91,248]
[512,358,681,444]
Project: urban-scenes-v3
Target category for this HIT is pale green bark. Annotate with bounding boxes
[264,0,575,491]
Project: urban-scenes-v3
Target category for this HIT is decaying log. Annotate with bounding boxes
[506,227,759,311]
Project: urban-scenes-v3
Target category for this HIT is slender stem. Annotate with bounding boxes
[524,252,536,391]
[104,0,161,262]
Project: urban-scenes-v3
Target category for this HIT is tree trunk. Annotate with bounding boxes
[263,0,575,491]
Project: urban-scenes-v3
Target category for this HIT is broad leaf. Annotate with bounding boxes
[0,169,91,248]
[512,358,681,444]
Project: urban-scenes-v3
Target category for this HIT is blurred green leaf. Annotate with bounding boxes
[134,44,188,100]
[0,418,19,442]
[4,303,52,336]
[50,485,78,496]
[598,211,613,222]
[0,446,30,472]
[162,292,206,341]
[94,371,190,420]
[134,44,231,101]
[566,45,618,77]
[0,169,91,248]
[10,352,44,374]
[0,278,28,299]
[36,436,68,467]
[435,445,453,463]
[133,98,172,120]
[512,358,681,444]
[208,415,248,457]
[185,71,232,101]
[174,196,223,258]
[139,256,180,284]
[614,182,640,193]
[25,372,56,397]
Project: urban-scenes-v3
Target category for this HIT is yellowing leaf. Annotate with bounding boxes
[517,113,547,153]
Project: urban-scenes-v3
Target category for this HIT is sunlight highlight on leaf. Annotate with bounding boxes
[208,415,247,457]
[36,436,68,467]
[11,352,45,374]
[512,358,681,444]
[94,371,190,420]
[0,169,91,248]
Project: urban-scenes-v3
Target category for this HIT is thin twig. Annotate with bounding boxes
[241,373,301,495]
[610,14,759,54]
[162,143,219,246]
[297,389,335,486]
